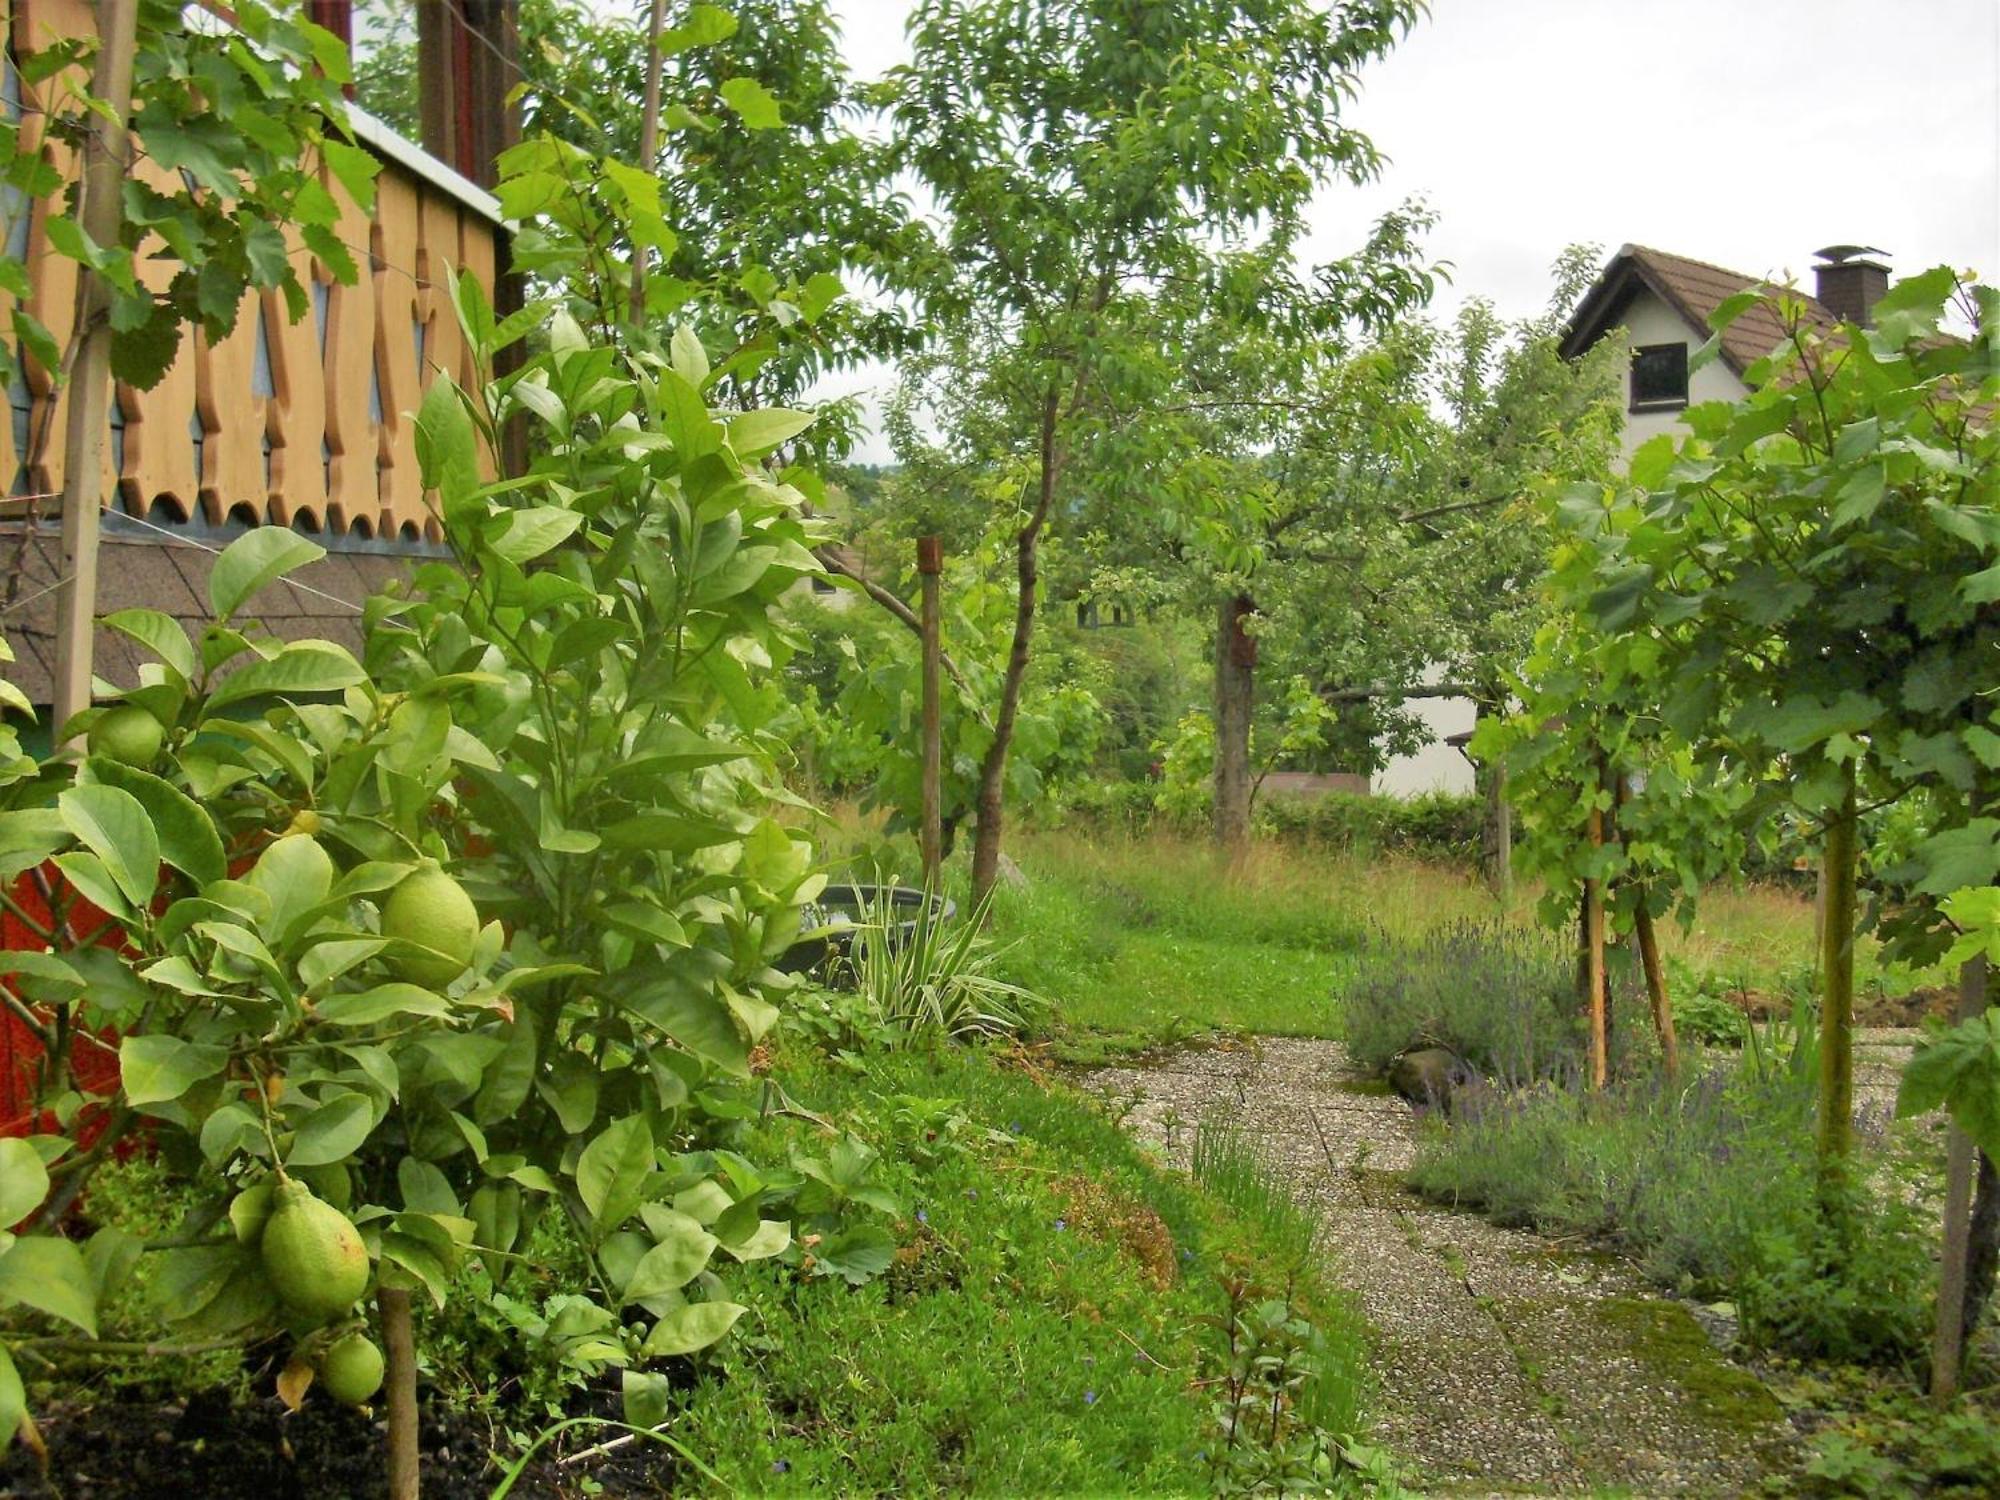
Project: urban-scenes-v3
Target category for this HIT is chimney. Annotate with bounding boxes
[1813,245,1891,326]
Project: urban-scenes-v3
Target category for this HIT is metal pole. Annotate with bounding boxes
[917,535,943,887]
[51,0,141,743]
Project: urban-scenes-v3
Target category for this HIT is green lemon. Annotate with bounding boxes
[87,705,164,767]
[380,860,480,986]
[319,1331,385,1404]
[260,1179,370,1325]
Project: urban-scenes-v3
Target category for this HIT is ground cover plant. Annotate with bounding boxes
[591,1040,1383,1494]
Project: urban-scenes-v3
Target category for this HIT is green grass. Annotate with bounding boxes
[978,826,1930,1046]
[664,1041,1376,1495]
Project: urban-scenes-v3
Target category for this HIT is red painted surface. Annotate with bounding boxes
[1,870,125,1141]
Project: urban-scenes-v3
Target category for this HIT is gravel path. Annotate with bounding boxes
[1083,1037,1799,1497]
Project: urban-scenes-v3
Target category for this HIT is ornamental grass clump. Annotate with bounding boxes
[838,888,1047,1042]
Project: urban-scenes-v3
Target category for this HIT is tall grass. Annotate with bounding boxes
[1191,1116,1324,1268]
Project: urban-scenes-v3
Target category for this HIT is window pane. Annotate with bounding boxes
[1631,343,1689,406]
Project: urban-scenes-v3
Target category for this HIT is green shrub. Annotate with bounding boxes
[1408,1054,1935,1365]
[1342,920,1583,1081]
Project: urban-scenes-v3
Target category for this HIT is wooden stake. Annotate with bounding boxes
[917,535,943,888]
[50,0,140,742]
[1816,762,1859,1173]
[1584,780,1608,1092]
[1932,953,1989,1401]
[1635,903,1679,1078]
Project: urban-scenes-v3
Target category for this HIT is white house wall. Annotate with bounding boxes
[1373,687,1477,797]
[1616,289,1750,458]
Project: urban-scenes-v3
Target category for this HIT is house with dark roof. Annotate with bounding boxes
[1558,243,1885,456]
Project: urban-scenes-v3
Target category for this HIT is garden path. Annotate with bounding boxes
[1083,1037,1799,1498]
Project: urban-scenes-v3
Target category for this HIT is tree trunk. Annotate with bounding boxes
[1932,955,1989,1398]
[1475,698,1511,903]
[1816,762,1859,1176]
[970,391,1062,905]
[1634,903,1679,1078]
[1962,1148,1999,1348]
[1212,593,1257,851]
[380,1287,420,1499]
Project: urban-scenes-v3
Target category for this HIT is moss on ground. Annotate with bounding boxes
[1587,1297,1784,1437]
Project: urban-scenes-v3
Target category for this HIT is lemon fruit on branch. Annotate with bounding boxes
[380,859,481,986]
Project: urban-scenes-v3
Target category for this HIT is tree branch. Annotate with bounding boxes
[812,546,994,733]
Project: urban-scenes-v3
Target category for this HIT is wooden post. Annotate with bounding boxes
[917,536,943,888]
[418,2,519,190]
[1816,762,1859,1173]
[50,0,140,743]
[1932,953,1989,1401]
[1634,904,1679,1078]
[1584,762,1608,1091]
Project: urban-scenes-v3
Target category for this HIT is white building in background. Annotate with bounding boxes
[1369,243,1884,799]
[1372,688,1477,797]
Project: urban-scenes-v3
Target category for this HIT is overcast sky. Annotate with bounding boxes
[820,0,2000,460]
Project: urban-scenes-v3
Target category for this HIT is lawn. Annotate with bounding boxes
[982,825,1922,1047]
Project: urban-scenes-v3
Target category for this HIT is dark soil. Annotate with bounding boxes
[0,1382,683,1500]
[1727,984,1955,1029]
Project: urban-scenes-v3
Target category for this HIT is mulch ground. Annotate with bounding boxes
[0,1383,679,1499]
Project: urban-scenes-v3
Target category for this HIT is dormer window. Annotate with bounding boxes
[1630,342,1689,411]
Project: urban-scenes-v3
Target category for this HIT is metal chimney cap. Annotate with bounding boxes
[1814,244,1890,266]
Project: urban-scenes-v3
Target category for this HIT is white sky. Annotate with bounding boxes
[820,0,2000,461]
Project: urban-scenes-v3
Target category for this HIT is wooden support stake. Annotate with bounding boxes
[50,0,140,743]
[917,535,943,888]
[1635,903,1678,1078]
[1932,953,1989,1401]
[1584,773,1608,1092]
[1816,763,1859,1173]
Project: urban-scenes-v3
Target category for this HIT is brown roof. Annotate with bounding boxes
[1559,244,1840,376]
[1,520,419,708]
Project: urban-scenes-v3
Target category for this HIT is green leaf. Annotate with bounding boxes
[204,642,368,711]
[1909,821,2000,898]
[0,1344,24,1451]
[1897,1013,2000,1158]
[0,1140,50,1225]
[726,407,815,458]
[576,1115,653,1235]
[287,1092,377,1166]
[487,505,583,564]
[416,378,483,529]
[209,528,326,623]
[120,1034,228,1106]
[57,785,158,908]
[244,220,290,287]
[621,1369,671,1432]
[313,983,453,1027]
[639,1299,745,1357]
[810,1223,896,1286]
[0,1235,98,1335]
[718,76,782,130]
[103,608,196,680]
[82,760,224,887]
[622,1212,717,1299]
